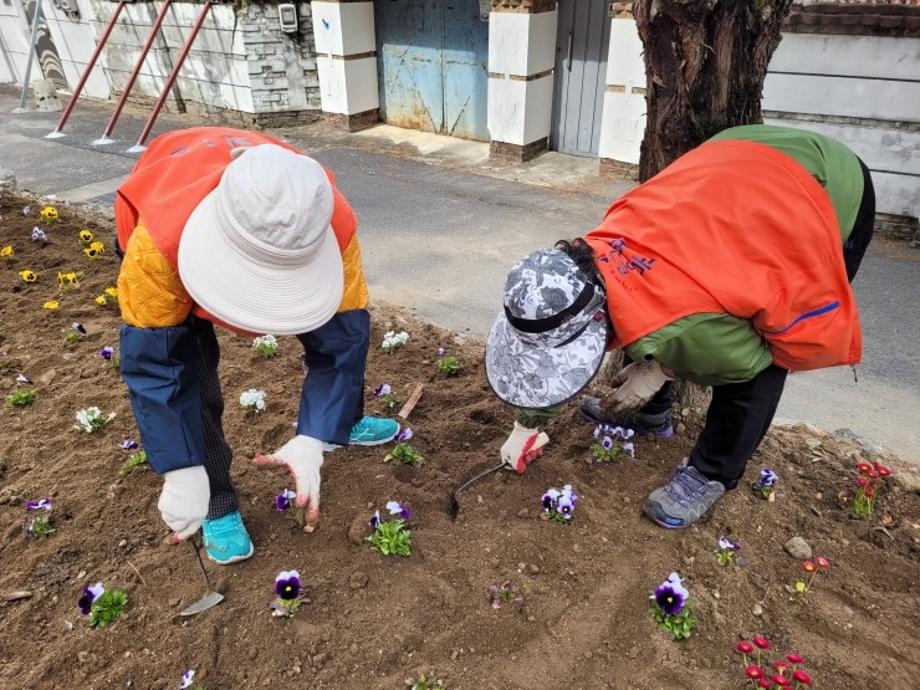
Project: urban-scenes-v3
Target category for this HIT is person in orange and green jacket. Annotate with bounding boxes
[114,127,400,564]
[486,124,875,529]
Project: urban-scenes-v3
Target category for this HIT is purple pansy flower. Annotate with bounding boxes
[369,509,381,529]
[274,570,301,601]
[26,497,52,511]
[592,425,602,438]
[78,581,105,615]
[653,572,689,617]
[100,346,114,360]
[718,536,741,552]
[120,439,139,450]
[178,669,196,689]
[623,442,635,457]
[385,500,411,521]
[541,488,560,511]
[756,468,778,488]
[373,383,391,398]
[16,373,31,384]
[557,494,576,520]
[275,489,296,511]
[72,322,86,335]
[602,436,614,450]
[22,205,32,216]
[395,427,413,442]
[31,227,47,242]
[436,347,446,357]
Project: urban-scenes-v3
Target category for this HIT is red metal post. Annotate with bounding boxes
[47,1,126,138]
[93,0,173,145]
[129,1,212,153]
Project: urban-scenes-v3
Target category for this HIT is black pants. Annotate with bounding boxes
[647,159,876,488]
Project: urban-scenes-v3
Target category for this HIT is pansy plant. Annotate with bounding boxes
[120,450,148,477]
[373,383,400,412]
[40,205,59,223]
[487,580,526,611]
[25,497,55,538]
[270,569,307,617]
[716,536,741,566]
[367,502,412,557]
[65,321,86,343]
[239,389,267,414]
[381,330,409,353]
[436,355,462,377]
[75,406,115,433]
[5,386,36,408]
[252,334,279,359]
[411,673,446,690]
[751,468,778,501]
[541,485,577,523]
[384,428,423,466]
[275,489,296,512]
[178,669,206,689]
[79,582,128,628]
[31,227,48,243]
[590,424,636,463]
[649,572,695,640]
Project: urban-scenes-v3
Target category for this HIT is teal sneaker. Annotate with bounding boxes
[202,511,254,565]
[349,416,400,446]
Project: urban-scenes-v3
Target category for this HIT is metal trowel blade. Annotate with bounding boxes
[178,590,224,617]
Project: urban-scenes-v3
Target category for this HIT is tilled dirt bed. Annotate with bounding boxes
[1,195,920,690]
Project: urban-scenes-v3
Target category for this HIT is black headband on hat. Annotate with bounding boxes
[504,281,595,334]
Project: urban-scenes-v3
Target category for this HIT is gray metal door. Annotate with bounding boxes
[551,0,611,156]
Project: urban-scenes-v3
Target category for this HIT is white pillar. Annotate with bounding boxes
[487,9,556,162]
[311,1,379,130]
[597,16,646,176]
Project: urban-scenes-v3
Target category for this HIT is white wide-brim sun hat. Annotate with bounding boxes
[178,144,344,336]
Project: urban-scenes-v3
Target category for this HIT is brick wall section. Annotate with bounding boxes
[242,2,321,113]
[786,3,920,37]
[490,0,557,13]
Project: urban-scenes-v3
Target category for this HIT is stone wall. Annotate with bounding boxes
[785,2,920,37]
[84,0,319,125]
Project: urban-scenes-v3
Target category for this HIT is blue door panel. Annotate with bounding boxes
[376,0,489,141]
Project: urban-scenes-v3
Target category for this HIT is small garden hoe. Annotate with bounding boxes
[178,539,224,617]
[449,462,505,518]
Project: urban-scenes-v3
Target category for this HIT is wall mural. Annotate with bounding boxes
[23,0,67,90]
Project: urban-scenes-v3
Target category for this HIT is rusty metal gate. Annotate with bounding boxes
[375,0,489,141]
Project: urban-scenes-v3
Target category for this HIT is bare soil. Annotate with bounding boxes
[2,195,920,690]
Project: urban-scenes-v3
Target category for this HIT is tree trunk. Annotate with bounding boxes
[633,0,793,181]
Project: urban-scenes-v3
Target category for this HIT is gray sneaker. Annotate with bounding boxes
[579,396,674,439]
[644,460,725,529]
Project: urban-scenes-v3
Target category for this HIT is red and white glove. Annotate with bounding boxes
[500,422,550,474]
[254,435,323,532]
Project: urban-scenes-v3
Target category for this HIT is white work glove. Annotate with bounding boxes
[254,435,324,532]
[158,465,210,542]
[605,359,673,415]
[500,422,550,474]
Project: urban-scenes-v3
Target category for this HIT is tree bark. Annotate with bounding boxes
[633,0,793,181]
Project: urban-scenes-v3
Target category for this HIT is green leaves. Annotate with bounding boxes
[384,443,424,466]
[29,514,55,538]
[436,356,462,377]
[590,442,622,463]
[89,589,128,628]
[119,450,148,477]
[4,387,36,408]
[367,519,412,557]
[379,393,401,412]
[649,602,695,641]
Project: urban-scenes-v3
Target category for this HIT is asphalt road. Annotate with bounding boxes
[1,91,918,461]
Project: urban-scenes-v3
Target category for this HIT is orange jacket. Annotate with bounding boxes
[115,127,367,333]
[585,139,861,373]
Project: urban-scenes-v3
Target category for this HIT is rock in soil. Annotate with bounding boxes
[783,536,813,560]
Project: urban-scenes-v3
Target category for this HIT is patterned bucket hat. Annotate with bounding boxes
[486,249,609,409]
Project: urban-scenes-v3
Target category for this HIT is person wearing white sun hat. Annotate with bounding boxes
[114,127,400,564]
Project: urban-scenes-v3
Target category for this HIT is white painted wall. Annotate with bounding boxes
[312,0,378,115]
[487,10,556,146]
[764,32,920,218]
[597,17,645,165]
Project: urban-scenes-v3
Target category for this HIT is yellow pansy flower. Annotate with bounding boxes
[84,246,102,259]
[19,269,37,283]
[79,229,94,244]
[104,286,118,298]
[40,206,59,223]
[43,300,59,311]
[95,295,108,306]
[0,245,12,258]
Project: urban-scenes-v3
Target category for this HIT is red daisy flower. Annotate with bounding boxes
[815,556,830,570]
[752,635,771,650]
[792,669,813,685]
[771,674,791,687]
[802,560,816,572]
[786,653,804,665]
[746,665,765,679]
[737,641,755,655]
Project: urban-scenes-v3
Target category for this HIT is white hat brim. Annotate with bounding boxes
[177,190,344,336]
[485,311,608,409]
